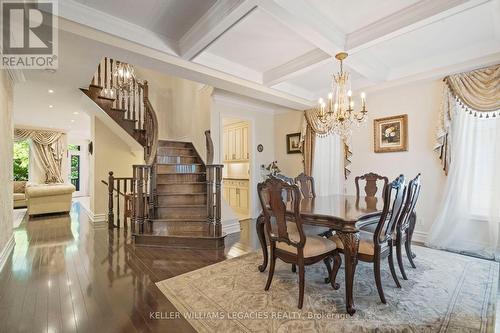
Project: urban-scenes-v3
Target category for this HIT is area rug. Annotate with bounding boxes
[156,246,498,332]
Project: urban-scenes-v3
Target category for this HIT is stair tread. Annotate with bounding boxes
[157,193,206,196]
[97,95,115,101]
[89,84,103,89]
[157,204,207,208]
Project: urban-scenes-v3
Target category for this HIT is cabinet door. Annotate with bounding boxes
[239,188,248,210]
[223,187,229,202]
[223,129,229,161]
[235,127,242,160]
[229,187,237,207]
[228,128,235,160]
[242,126,249,160]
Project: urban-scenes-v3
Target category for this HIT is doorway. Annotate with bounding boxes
[68,142,89,197]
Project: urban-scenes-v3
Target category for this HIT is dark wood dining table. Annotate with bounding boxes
[256,194,384,315]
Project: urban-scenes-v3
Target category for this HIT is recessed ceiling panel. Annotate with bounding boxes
[308,0,419,34]
[74,0,216,40]
[204,8,317,72]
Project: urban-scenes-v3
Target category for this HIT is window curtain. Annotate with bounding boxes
[435,64,500,173]
[14,128,66,183]
[312,133,344,196]
[426,102,500,259]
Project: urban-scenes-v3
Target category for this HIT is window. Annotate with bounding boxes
[13,140,29,181]
[68,144,81,191]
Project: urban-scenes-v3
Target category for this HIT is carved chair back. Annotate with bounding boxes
[373,175,406,246]
[257,177,305,250]
[398,174,422,234]
[355,172,389,198]
[272,173,295,184]
[294,172,316,198]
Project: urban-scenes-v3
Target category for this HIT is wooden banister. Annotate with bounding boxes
[104,172,134,230]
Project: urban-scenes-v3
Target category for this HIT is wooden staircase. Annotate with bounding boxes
[83,57,225,249]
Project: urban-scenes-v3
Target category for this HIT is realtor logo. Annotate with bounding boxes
[1,0,58,69]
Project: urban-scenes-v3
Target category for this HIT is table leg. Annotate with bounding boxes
[336,231,360,316]
[256,215,268,272]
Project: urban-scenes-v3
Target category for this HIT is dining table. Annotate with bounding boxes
[256,194,384,315]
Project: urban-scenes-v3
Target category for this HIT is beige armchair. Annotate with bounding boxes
[14,181,28,208]
[26,183,75,216]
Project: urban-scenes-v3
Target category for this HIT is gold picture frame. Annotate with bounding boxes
[374,114,408,153]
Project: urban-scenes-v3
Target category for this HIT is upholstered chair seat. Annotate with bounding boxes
[330,231,388,256]
[277,233,337,258]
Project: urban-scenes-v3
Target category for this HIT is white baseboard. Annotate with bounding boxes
[78,203,107,228]
[412,230,428,244]
[223,220,241,235]
[0,235,15,273]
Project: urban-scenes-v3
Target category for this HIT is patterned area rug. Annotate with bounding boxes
[156,246,498,332]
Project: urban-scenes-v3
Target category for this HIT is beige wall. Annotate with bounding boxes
[0,70,14,254]
[347,80,447,240]
[274,111,304,177]
[90,117,143,217]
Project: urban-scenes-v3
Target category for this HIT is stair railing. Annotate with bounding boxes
[205,130,223,236]
[102,171,134,230]
[132,164,155,234]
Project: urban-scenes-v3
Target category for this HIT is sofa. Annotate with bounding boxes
[25,183,76,216]
[14,181,28,208]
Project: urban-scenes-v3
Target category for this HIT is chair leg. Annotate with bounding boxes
[405,237,417,268]
[396,239,408,280]
[298,261,305,309]
[374,259,386,304]
[388,244,401,288]
[330,253,341,290]
[291,264,296,273]
[265,246,276,291]
[323,257,332,283]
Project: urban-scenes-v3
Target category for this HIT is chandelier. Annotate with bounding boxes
[316,52,367,140]
[112,61,136,95]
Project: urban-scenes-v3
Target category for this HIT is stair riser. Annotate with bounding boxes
[156,155,199,164]
[157,207,207,219]
[152,221,210,233]
[157,147,195,156]
[157,174,206,183]
[158,141,192,148]
[156,164,204,173]
[157,184,206,193]
[158,195,207,205]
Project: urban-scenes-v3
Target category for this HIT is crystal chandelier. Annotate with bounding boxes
[316,52,367,140]
[112,61,136,95]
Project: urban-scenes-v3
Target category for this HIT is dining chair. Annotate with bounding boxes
[257,177,341,309]
[361,174,421,280]
[330,175,406,304]
[271,173,295,184]
[294,172,316,198]
[355,172,389,198]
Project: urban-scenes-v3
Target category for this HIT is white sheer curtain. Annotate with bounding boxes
[427,107,500,260]
[312,134,344,196]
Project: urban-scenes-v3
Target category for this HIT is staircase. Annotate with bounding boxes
[83,57,225,249]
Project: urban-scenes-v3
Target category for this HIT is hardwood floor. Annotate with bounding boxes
[0,203,260,333]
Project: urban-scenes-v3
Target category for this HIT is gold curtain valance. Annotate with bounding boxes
[14,128,63,145]
[304,109,335,137]
[444,64,500,112]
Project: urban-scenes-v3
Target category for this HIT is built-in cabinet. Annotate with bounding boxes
[223,179,249,214]
[224,122,249,162]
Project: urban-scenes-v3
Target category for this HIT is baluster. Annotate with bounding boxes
[123,179,128,230]
[110,58,115,108]
[104,57,108,90]
[143,81,148,130]
[108,171,114,229]
[206,165,214,229]
[215,166,223,236]
[131,175,136,234]
[133,79,136,126]
[97,61,102,87]
[149,166,156,221]
[116,179,121,229]
[135,166,144,233]
[128,92,131,126]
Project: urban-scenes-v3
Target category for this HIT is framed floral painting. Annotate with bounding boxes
[373,114,408,153]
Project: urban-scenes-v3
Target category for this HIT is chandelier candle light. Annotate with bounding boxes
[316,52,367,140]
[112,61,136,95]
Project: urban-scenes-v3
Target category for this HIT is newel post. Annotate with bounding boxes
[206,165,214,226]
[108,171,115,229]
[215,165,223,236]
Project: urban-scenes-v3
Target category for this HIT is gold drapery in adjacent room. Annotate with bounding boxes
[435,64,500,174]
[14,128,65,183]
[301,110,350,179]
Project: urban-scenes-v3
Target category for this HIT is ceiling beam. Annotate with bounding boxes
[346,0,491,54]
[263,48,330,86]
[178,0,257,61]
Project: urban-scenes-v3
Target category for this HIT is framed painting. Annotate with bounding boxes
[374,114,408,153]
[286,132,301,154]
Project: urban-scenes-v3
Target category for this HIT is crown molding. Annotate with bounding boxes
[59,0,179,56]
[212,89,284,113]
[179,0,257,60]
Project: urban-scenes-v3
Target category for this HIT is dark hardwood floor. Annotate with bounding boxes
[0,204,260,333]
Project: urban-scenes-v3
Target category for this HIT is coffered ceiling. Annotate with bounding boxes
[57,0,500,108]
